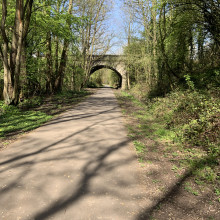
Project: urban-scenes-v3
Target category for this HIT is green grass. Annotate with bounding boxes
[171,165,180,172]
[18,96,43,109]
[133,140,146,153]
[0,104,52,137]
[184,185,199,196]
[54,90,90,100]
[0,90,91,138]
[152,179,160,184]
[215,188,220,203]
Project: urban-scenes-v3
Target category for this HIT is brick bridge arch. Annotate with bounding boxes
[90,55,128,90]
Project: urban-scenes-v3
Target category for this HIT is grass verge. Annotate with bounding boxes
[115,89,220,201]
[0,105,52,137]
[0,90,92,141]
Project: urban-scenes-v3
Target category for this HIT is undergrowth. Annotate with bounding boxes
[116,88,220,189]
[145,89,220,156]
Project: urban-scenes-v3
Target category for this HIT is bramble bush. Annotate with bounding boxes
[171,89,220,155]
[128,84,220,155]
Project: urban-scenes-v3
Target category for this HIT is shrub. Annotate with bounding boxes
[168,90,220,153]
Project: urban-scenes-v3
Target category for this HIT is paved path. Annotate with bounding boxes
[0,88,147,220]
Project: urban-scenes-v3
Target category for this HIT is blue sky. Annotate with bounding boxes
[106,0,143,54]
[106,0,127,54]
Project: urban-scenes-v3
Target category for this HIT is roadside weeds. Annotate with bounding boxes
[115,90,220,220]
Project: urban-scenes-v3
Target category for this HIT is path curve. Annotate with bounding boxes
[0,88,148,220]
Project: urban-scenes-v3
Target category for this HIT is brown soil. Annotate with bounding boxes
[115,90,220,220]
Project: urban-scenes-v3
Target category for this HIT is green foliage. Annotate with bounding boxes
[0,89,90,137]
[184,182,199,196]
[89,71,103,87]
[215,188,220,203]
[89,69,121,88]
[169,90,220,154]
[184,74,195,90]
[116,88,220,187]
[123,0,220,99]
[0,0,89,104]
[65,65,86,92]
[123,87,220,156]
[18,97,44,109]
[33,1,80,41]
[133,141,145,153]
[109,71,121,88]
[215,188,220,196]
[87,81,99,88]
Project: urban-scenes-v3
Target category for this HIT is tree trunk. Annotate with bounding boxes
[45,32,53,94]
[55,36,59,85]
[1,0,33,105]
[20,40,27,99]
[71,64,76,91]
[54,0,73,93]
[152,0,158,84]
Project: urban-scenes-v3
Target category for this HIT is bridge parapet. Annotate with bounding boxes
[91,55,126,63]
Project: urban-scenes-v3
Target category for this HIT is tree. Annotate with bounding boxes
[23,0,81,95]
[54,0,74,92]
[122,0,219,98]
[0,0,33,105]
[75,0,113,87]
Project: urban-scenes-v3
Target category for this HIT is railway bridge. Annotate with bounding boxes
[90,55,128,89]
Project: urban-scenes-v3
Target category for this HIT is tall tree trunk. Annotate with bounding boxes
[71,63,76,91]
[1,0,33,105]
[54,0,73,93]
[20,41,27,99]
[81,0,105,89]
[152,0,158,84]
[45,32,53,94]
[158,4,179,80]
[44,0,54,94]
[55,36,59,85]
